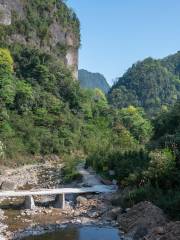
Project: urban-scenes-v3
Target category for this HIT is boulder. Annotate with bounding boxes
[146,222,180,240]
[76,196,88,205]
[118,201,167,239]
[102,207,122,220]
[1,181,16,190]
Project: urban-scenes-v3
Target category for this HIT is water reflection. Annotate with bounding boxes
[23,226,121,240]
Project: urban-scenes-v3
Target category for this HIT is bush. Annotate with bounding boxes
[145,149,176,184]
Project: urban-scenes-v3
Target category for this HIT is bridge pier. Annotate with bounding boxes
[24,195,35,209]
[54,193,65,209]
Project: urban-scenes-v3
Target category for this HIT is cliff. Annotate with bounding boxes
[0,0,80,78]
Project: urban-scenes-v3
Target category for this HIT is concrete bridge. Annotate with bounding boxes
[0,185,116,209]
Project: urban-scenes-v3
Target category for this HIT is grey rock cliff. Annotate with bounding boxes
[0,0,79,79]
[0,3,11,25]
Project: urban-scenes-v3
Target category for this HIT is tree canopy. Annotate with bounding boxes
[108,56,180,116]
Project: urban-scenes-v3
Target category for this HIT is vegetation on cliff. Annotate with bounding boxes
[0,0,80,46]
[108,54,180,116]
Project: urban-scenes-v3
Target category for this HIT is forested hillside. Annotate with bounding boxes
[86,101,180,219]
[87,52,180,219]
[78,69,110,93]
[0,0,139,170]
[108,53,180,116]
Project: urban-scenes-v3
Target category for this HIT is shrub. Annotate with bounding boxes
[145,149,176,184]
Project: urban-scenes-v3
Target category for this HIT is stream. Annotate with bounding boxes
[22,226,121,240]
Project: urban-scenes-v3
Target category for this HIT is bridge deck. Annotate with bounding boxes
[0,185,115,198]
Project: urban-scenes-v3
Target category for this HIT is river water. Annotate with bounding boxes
[22,226,121,240]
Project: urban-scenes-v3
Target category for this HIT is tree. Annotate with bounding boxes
[119,106,153,144]
[0,48,15,105]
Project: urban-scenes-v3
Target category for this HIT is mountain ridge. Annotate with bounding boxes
[79,69,110,93]
[108,51,180,116]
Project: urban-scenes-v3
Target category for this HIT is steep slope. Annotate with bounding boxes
[0,0,80,78]
[79,69,110,93]
[108,55,180,116]
[0,0,83,162]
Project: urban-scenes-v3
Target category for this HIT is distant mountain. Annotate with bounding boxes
[108,52,180,116]
[78,69,110,93]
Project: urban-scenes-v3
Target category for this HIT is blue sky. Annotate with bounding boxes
[67,0,180,85]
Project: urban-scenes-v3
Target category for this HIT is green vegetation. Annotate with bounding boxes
[0,0,80,164]
[108,56,180,116]
[86,53,180,220]
[0,0,80,55]
[1,45,179,219]
[86,106,180,219]
[0,46,135,166]
[0,0,180,221]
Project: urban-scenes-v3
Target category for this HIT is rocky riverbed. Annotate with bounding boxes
[0,161,121,240]
[0,161,180,240]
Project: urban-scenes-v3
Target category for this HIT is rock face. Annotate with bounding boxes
[0,0,24,16]
[0,4,11,25]
[0,0,80,79]
[118,201,167,239]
